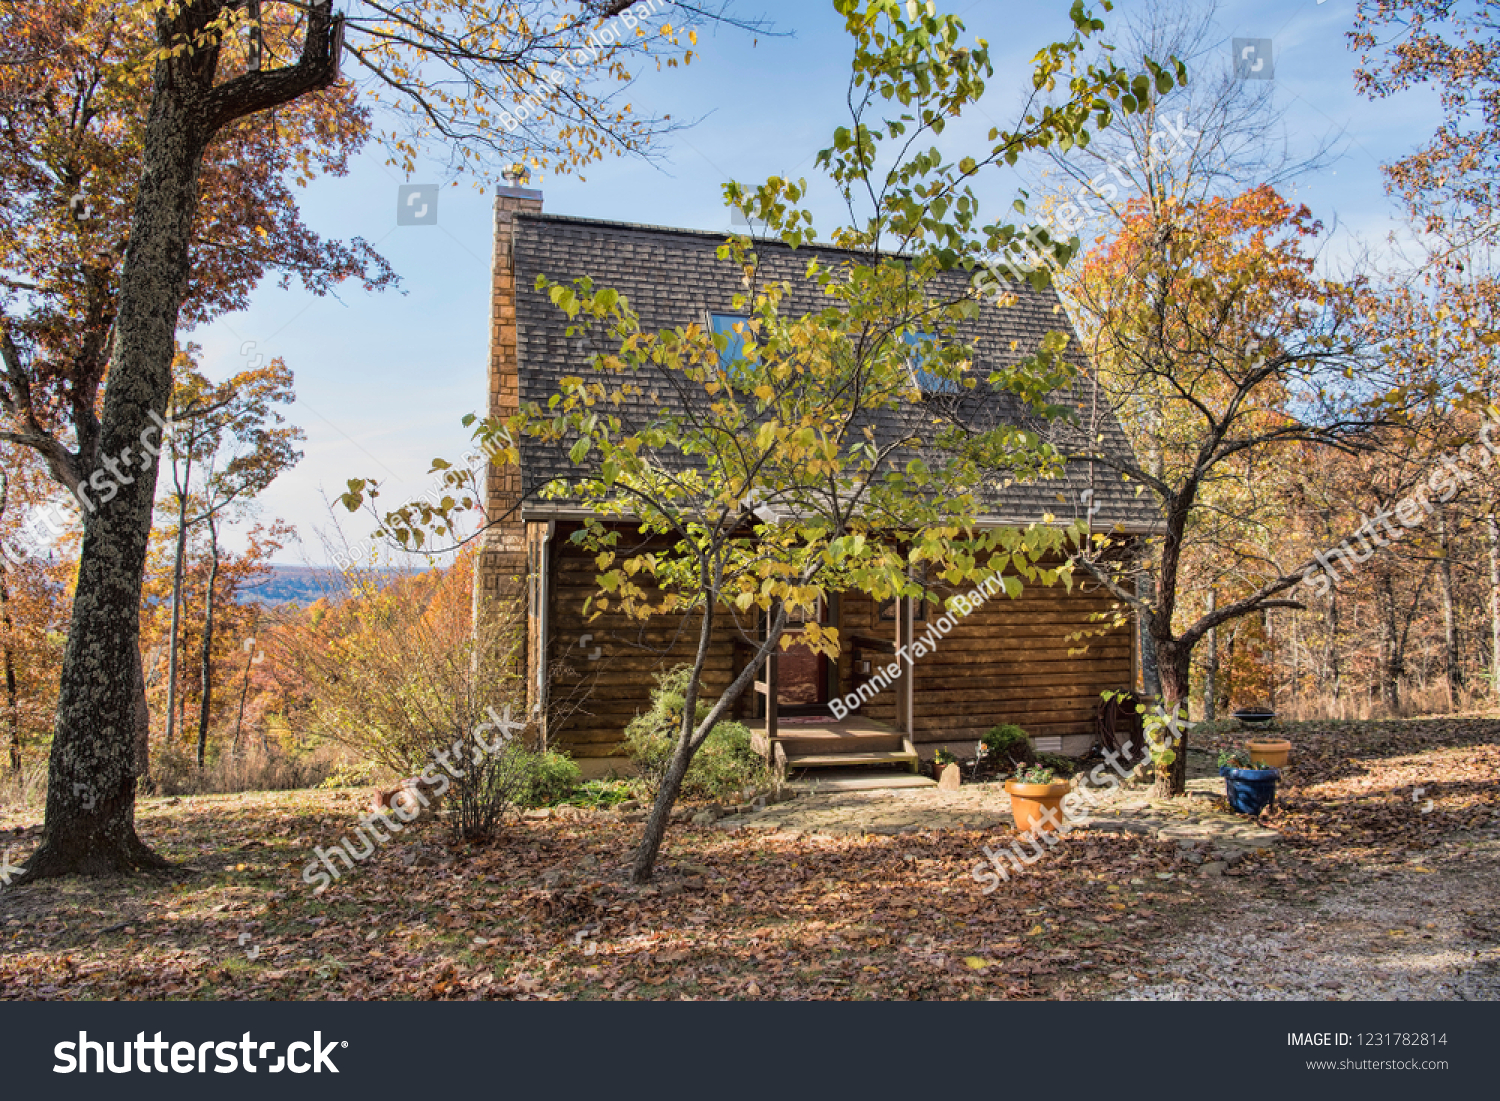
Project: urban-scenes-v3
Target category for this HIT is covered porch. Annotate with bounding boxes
[739,594,924,781]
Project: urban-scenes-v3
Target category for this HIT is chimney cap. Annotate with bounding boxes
[501,163,529,187]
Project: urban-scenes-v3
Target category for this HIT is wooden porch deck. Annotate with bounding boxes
[742,602,924,780]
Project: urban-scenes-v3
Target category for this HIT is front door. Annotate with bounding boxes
[777,598,828,711]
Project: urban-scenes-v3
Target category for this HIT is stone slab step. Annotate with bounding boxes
[784,769,937,793]
[783,750,919,769]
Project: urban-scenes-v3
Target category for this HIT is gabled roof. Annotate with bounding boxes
[510,211,1160,534]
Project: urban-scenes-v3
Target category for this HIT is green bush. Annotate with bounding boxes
[680,719,763,801]
[980,723,1032,768]
[519,750,582,807]
[624,665,767,801]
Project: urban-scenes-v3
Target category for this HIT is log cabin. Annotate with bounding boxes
[474,181,1158,780]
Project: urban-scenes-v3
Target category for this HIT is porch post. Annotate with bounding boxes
[895,593,914,739]
[765,602,779,746]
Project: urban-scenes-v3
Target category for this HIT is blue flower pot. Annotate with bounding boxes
[1221,766,1279,816]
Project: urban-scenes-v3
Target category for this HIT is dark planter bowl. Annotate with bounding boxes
[1231,708,1277,728]
[1221,765,1279,816]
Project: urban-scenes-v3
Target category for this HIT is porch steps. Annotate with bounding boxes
[776,728,905,757]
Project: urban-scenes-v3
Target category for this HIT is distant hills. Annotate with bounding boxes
[238,564,439,607]
[238,565,330,607]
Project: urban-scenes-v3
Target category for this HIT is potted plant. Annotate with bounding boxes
[1218,749,1280,816]
[932,747,957,781]
[1245,736,1291,768]
[1004,764,1072,833]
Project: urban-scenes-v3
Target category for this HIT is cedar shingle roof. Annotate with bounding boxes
[511,212,1160,534]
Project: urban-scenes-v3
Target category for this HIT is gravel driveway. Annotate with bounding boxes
[1110,828,1500,1000]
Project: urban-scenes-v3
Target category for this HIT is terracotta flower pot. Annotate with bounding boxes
[1245,737,1291,769]
[1004,780,1072,834]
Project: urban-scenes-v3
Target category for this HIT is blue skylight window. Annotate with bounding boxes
[904,331,962,394]
[710,313,752,374]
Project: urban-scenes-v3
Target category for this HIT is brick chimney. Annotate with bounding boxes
[476,178,543,606]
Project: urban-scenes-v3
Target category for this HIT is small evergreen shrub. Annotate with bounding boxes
[624,665,767,801]
[980,723,1033,768]
[519,750,582,807]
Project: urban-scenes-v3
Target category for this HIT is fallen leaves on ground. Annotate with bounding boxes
[0,717,1495,1001]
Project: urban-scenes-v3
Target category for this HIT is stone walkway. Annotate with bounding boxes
[718,773,1282,853]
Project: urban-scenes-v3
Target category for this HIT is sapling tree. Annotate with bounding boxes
[157,353,303,766]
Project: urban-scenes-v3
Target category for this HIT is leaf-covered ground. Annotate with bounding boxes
[1,717,1496,1000]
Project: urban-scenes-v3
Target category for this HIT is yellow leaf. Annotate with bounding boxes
[963,956,992,970]
[1025,924,1044,937]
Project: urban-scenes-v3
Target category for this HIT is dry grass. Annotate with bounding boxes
[148,742,350,798]
[1274,685,1498,723]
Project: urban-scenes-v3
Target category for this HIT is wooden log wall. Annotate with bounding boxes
[543,525,1133,759]
[838,572,1131,743]
[544,525,746,759]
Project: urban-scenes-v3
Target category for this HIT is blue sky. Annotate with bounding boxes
[191,0,1441,566]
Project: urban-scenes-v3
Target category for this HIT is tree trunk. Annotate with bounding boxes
[629,721,697,885]
[1438,507,1461,709]
[1488,514,1500,702]
[1324,590,1341,704]
[233,651,254,755]
[1152,637,1191,798]
[0,570,19,774]
[1434,510,1458,711]
[630,598,791,883]
[1203,589,1217,723]
[17,0,340,881]
[196,519,220,768]
[134,646,151,782]
[1219,630,1235,716]
[165,471,191,748]
[1377,573,1402,713]
[1137,573,1160,700]
[16,72,209,881]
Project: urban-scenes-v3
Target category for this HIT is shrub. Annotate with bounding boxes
[679,719,763,801]
[269,553,547,841]
[980,723,1032,768]
[624,666,767,801]
[519,750,582,807]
